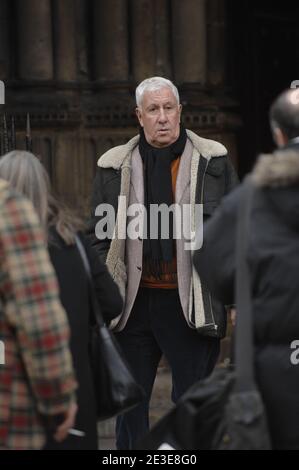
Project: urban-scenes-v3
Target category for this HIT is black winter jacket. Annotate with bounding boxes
[194,144,299,449]
[45,230,123,450]
[87,132,238,338]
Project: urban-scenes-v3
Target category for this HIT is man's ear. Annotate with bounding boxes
[178,104,182,123]
[136,107,143,127]
[273,127,288,148]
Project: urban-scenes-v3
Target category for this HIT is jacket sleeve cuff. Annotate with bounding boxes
[34,375,77,416]
[225,304,236,310]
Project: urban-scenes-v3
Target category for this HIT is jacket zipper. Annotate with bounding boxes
[208,292,217,331]
[201,159,217,331]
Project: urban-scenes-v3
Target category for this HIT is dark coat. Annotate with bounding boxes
[193,144,299,449]
[45,229,123,450]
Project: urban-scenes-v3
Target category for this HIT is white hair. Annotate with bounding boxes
[135,77,180,107]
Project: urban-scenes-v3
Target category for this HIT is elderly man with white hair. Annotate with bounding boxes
[88,76,238,449]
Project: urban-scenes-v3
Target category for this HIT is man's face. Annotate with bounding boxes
[136,87,182,148]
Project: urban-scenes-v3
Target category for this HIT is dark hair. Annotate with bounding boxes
[269,89,299,140]
[47,194,85,245]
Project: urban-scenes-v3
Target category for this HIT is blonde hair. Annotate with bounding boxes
[0,151,83,245]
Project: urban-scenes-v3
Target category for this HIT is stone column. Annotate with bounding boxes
[131,0,155,83]
[53,0,77,81]
[0,0,10,79]
[17,0,53,80]
[207,0,227,86]
[154,0,172,78]
[75,0,89,80]
[172,0,207,84]
[94,0,129,81]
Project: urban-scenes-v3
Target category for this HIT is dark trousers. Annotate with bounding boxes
[115,288,220,450]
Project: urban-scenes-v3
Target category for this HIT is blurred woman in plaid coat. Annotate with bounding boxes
[0,178,77,450]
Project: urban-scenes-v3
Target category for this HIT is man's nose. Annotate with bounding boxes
[158,108,167,122]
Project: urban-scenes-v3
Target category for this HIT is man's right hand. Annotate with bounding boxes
[53,402,78,442]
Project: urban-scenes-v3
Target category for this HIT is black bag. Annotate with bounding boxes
[75,237,144,421]
[138,178,272,450]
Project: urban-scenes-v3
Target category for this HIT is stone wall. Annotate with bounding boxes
[1,0,240,213]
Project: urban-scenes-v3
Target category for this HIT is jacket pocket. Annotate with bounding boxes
[206,158,225,177]
[203,158,226,203]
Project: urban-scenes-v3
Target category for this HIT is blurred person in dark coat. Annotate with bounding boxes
[0,151,123,450]
[193,88,299,449]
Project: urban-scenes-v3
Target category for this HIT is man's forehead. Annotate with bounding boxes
[142,87,177,105]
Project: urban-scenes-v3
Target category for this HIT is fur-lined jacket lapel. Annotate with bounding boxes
[97,130,227,170]
[252,150,299,188]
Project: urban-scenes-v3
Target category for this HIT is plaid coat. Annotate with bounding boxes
[0,180,77,450]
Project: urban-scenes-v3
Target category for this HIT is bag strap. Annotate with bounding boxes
[75,235,105,327]
[234,176,256,392]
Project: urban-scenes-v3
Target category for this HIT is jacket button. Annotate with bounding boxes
[137,266,141,271]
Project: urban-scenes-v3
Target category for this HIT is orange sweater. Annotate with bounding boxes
[140,157,180,289]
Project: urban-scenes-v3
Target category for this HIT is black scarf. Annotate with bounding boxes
[139,126,187,279]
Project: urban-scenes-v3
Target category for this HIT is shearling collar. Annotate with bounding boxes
[97,129,227,170]
[252,150,299,187]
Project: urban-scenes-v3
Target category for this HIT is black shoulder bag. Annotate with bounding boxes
[137,178,272,450]
[75,236,144,421]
